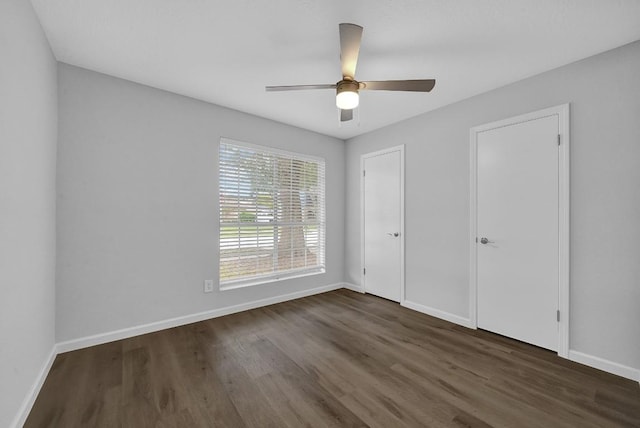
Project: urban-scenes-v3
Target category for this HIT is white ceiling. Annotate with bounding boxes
[31,0,640,139]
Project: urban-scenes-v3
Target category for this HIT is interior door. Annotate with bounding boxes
[363,148,402,302]
[477,115,559,351]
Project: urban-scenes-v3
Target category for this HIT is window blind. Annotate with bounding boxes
[219,138,326,287]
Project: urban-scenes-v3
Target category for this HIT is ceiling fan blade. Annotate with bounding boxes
[265,84,336,92]
[340,109,353,122]
[339,23,363,79]
[360,79,436,92]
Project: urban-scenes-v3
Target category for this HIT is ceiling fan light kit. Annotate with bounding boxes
[266,23,435,122]
[336,80,360,109]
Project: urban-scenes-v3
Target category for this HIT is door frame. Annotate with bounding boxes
[361,145,406,303]
[469,104,570,358]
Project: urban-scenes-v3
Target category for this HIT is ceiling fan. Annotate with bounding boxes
[266,23,436,122]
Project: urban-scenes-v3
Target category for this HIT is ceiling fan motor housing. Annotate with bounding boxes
[336,79,359,95]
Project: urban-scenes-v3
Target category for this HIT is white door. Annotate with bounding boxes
[477,115,559,351]
[362,147,403,302]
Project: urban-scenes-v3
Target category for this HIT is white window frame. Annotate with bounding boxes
[219,138,326,290]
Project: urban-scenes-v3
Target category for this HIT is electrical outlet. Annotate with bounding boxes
[203,279,214,293]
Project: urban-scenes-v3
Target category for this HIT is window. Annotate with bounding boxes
[219,138,326,288]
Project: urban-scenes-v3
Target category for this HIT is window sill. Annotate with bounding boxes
[219,268,326,291]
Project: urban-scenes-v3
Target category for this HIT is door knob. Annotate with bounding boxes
[387,232,399,237]
[480,237,493,244]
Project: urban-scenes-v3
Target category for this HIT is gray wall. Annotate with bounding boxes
[0,1,58,426]
[56,64,345,342]
[345,41,640,372]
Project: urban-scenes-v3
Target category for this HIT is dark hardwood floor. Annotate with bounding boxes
[26,289,639,427]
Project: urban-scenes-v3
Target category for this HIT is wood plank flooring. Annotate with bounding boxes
[25,289,640,427]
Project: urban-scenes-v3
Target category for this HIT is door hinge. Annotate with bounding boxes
[363,170,366,177]
[557,134,561,146]
[556,310,560,322]
[475,237,478,243]
[363,268,366,275]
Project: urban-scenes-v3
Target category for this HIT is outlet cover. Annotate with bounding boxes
[204,279,214,293]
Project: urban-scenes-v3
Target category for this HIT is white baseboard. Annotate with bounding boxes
[401,299,475,329]
[342,282,365,293]
[57,282,343,353]
[10,345,57,428]
[569,350,640,383]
